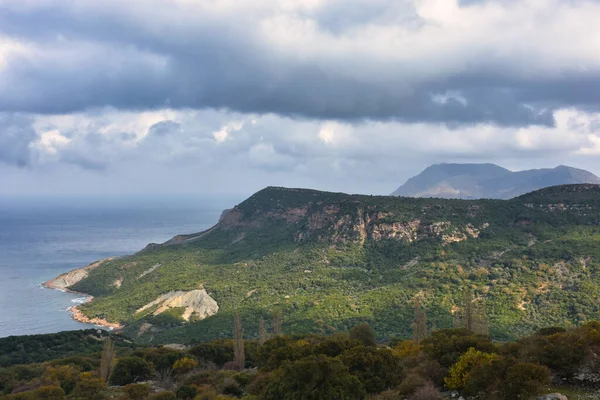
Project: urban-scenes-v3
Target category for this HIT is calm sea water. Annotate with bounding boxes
[0,195,237,338]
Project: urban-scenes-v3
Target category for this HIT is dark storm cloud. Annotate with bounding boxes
[0,1,599,127]
[0,114,35,166]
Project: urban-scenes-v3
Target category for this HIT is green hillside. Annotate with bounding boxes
[64,184,600,343]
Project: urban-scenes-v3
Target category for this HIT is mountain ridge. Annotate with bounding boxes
[46,184,600,343]
[392,163,600,199]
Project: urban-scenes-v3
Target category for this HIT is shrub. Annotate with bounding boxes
[109,357,153,386]
[148,391,177,400]
[189,340,234,368]
[42,365,80,394]
[504,363,551,399]
[70,372,107,400]
[410,382,442,400]
[313,334,362,357]
[256,337,312,372]
[32,385,65,400]
[220,377,242,397]
[261,355,365,400]
[173,358,198,375]
[349,324,377,347]
[397,373,428,397]
[339,347,403,393]
[175,384,197,400]
[122,383,151,400]
[422,329,497,368]
[444,348,499,390]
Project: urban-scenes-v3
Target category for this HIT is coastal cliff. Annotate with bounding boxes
[43,257,121,330]
[43,258,114,290]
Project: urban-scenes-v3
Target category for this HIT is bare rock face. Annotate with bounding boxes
[136,289,219,321]
[537,394,568,400]
[43,258,114,290]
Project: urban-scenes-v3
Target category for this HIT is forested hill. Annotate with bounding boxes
[52,184,600,343]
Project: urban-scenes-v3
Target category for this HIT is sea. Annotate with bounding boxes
[0,195,238,338]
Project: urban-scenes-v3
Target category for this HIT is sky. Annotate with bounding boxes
[1,0,600,197]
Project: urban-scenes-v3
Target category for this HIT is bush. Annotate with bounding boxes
[261,355,365,400]
[220,377,242,397]
[70,372,107,400]
[339,347,403,393]
[148,391,177,400]
[349,324,377,347]
[397,373,428,397]
[410,382,442,400]
[42,365,80,394]
[256,337,312,372]
[445,348,498,390]
[189,340,234,368]
[504,363,551,399]
[109,357,153,386]
[31,385,65,400]
[422,329,497,368]
[173,358,198,375]
[122,383,151,400]
[175,384,197,400]
[313,334,362,357]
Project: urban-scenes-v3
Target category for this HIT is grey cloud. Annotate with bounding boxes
[1,2,598,127]
[0,113,35,166]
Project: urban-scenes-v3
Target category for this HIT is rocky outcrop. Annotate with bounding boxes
[537,394,568,400]
[43,258,114,290]
[136,289,219,321]
[69,304,123,330]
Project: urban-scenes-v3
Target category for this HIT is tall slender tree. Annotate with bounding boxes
[233,314,245,371]
[258,317,268,345]
[463,289,474,332]
[412,299,428,344]
[100,337,115,382]
[272,309,282,336]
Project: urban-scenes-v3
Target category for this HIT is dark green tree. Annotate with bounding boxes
[109,357,153,386]
[339,347,404,394]
[349,324,376,347]
[261,355,365,400]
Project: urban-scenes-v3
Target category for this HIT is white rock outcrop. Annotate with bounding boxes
[136,289,218,321]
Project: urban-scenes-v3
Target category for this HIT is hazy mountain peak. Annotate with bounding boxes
[392,163,600,199]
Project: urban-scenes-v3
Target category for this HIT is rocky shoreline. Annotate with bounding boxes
[41,257,123,331]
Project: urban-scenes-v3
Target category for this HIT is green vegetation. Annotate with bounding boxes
[2,322,600,399]
[0,330,134,368]
[57,184,600,343]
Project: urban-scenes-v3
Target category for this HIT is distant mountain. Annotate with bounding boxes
[391,163,600,199]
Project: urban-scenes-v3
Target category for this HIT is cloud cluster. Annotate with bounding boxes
[1,0,600,126]
[1,0,600,195]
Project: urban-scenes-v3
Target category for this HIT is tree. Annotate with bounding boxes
[445,348,499,390]
[272,309,282,337]
[412,300,428,344]
[349,324,377,347]
[258,318,268,345]
[172,357,197,375]
[109,357,153,386]
[339,347,404,394]
[99,338,115,383]
[261,355,365,400]
[71,372,107,400]
[454,290,488,335]
[234,314,245,371]
[421,328,497,367]
[504,363,551,399]
[122,383,151,400]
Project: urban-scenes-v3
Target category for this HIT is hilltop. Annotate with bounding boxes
[392,163,600,199]
[45,184,600,343]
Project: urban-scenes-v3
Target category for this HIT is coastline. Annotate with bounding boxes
[41,260,124,331]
